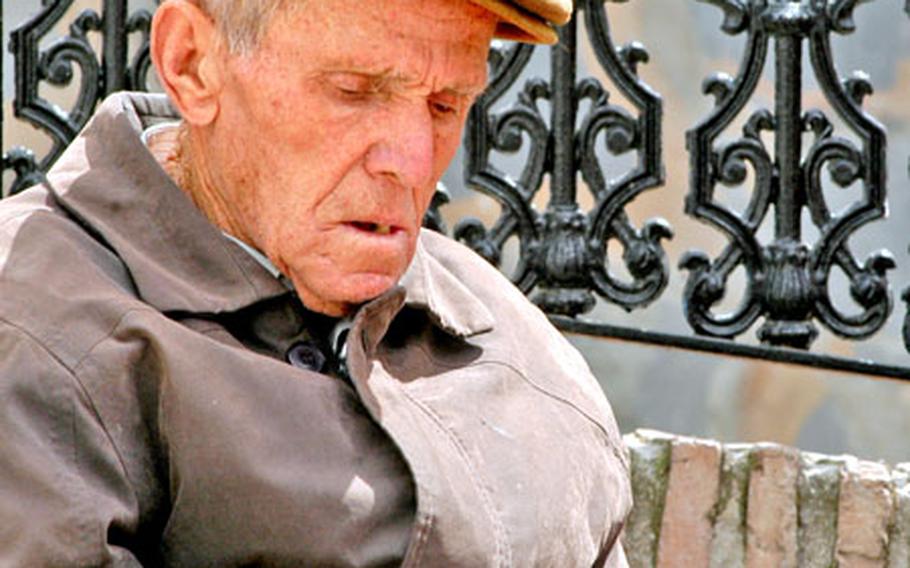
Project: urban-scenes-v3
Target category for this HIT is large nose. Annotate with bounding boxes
[363,99,435,191]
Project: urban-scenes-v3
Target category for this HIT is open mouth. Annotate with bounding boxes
[348,221,399,235]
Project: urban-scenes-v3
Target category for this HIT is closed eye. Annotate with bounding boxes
[430,100,457,117]
[327,72,385,99]
[429,92,470,119]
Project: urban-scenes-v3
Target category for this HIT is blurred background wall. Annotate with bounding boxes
[4,0,910,462]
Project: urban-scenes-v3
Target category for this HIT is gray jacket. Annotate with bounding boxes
[0,93,631,567]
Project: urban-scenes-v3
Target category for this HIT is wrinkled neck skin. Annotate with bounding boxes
[172,124,253,246]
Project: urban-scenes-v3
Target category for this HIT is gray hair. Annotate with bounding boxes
[197,0,296,54]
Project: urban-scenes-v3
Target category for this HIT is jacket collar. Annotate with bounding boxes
[401,236,494,338]
[44,92,287,314]
[44,92,493,337]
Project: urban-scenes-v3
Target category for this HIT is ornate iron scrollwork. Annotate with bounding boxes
[456,0,670,317]
[3,0,157,196]
[902,1,910,356]
[6,0,910,378]
[682,0,893,349]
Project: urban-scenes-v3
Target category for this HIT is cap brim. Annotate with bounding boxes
[513,0,573,25]
[470,0,561,44]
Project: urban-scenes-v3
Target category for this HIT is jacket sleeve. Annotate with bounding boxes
[0,321,143,566]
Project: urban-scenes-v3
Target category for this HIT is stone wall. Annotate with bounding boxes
[623,430,910,568]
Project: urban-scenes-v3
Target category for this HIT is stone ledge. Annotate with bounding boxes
[623,429,910,568]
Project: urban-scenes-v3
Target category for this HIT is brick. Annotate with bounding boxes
[888,464,910,568]
[745,444,799,568]
[623,430,673,568]
[621,432,907,568]
[656,437,722,568]
[797,453,842,568]
[836,458,894,567]
[709,445,751,568]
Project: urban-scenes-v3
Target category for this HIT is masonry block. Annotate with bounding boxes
[746,444,799,568]
[656,437,722,568]
[623,430,673,568]
[621,431,908,568]
[888,464,910,568]
[709,445,751,568]
[797,453,842,568]
[837,458,894,567]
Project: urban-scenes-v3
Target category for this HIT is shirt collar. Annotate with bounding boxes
[221,231,292,287]
[43,92,493,337]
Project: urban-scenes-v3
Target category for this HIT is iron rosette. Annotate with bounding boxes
[455,0,671,317]
[682,0,894,349]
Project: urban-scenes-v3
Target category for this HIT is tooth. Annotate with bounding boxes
[376,224,391,235]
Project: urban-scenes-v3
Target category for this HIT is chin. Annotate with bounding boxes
[339,272,400,302]
[299,271,401,316]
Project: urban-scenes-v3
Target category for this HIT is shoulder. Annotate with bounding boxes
[0,316,140,566]
[416,229,624,439]
[0,185,142,368]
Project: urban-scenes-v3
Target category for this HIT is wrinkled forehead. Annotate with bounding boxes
[286,0,497,56]
[242,0,495,91]
[375,0,493,21]
[325,0,497,41]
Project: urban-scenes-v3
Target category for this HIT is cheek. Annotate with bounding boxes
[423,127,464,199]
[262,191,318,240]
[244,138,358,243]
[434,125,464,173]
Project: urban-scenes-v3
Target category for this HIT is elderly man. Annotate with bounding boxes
[0,0,630,565]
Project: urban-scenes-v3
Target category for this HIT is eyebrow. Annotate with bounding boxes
[444,84,488,99]
[326,67,487,99]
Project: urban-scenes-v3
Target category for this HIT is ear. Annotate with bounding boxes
[151,0,224,126]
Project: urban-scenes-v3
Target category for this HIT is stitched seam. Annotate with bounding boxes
[405,510,435,567]
[71,307,157,372]
[444,357,628,476]
[0,315,75,374]
[0,207,44,231]
[0,315,143,527]
[0,319,106,558]
[400,387,512,567]
[68,307,159,493]
[405,343,629,476]
[412,337,628,473]
[413,341,610,435]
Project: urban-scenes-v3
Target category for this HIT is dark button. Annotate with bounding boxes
[285,340,328,373]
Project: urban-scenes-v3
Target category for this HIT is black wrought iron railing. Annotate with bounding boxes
[4,0,910,379]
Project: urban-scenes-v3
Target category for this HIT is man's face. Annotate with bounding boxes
[201,0,497,316]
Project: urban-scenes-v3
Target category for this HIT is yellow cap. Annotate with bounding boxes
[469,0,573,44]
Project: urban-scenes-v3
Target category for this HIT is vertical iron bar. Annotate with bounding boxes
[2,3,4,164]
[102,0,128,95]
[774,33,802,241]
[549,19,577,208]
[0,4,8,163]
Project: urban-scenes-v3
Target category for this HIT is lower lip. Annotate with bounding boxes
[344,222,404,237]
[339,224,410,253]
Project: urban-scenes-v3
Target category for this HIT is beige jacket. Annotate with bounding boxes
[0,93,631,567]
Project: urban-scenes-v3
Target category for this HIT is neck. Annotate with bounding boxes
[171,124,253,244]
